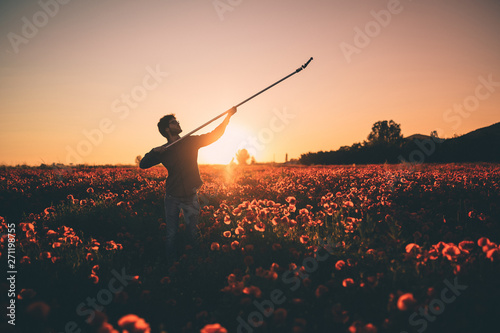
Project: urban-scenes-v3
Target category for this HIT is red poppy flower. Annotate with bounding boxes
[342,278,355,287]
[254,222,265,232]
[89,274,99,284]
[286,196,297,205]
[315,284,329,298]
[335,260,346,271]
[397,293,416,311]
[117,314,151,333]
[230,240,240,250]
[200,323,228,333]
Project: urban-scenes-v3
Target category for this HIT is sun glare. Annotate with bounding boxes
[198,125,250,165]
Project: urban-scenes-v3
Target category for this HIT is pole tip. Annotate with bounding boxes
[302,57,313,69]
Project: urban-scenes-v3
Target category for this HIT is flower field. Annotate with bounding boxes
[1,163,499,333]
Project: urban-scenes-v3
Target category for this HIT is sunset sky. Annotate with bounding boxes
[1,0,499,165]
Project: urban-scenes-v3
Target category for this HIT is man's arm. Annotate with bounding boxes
[139,148,162,169]
[197,107,237,147]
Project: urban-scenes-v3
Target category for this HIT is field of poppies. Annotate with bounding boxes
[1,163,499,333]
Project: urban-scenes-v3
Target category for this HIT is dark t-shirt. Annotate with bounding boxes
[139,121,227,197]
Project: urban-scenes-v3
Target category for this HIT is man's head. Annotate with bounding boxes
[158,114,182,139]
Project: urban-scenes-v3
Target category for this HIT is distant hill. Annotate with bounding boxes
[300,122,500,165]
[405,134,432,141]
[431,122,500,162]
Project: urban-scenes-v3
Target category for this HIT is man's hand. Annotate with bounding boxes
[227,106,237,117]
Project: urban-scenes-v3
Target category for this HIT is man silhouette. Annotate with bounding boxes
[140,107,237,265]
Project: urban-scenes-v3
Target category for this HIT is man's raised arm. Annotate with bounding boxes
[197,107,237,147]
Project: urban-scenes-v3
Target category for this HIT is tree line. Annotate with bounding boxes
[299,120,500,165]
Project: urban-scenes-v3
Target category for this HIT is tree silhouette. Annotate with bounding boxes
[135,155,142,166]
[367,120,403,145]
[235,149,250,165]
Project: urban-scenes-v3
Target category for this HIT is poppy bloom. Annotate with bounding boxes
[223,231,231,238]
[349,322,378,333]
[271,217,280,225]
[254,222,265,232]
[44,207,56,215]
[343,201,354,208]
[230,240,240,250]
[18,288,36,300]
[428,248,439,260]
[21,223,34,232]
[273,308,287,325]
[315,284,329,298]
[397,293,416,311]
[300,235,309,244]
[40,251,52,260]
[342,278,355,287]
[242,285,262,298]
[227,273,236,284]
[405,243,420,253]
[335,260,346,271]
[89,274,99,284]
[117,314,151,333]
[235,226,245,235]
[458,240,475,253]
[210,242,220,251]
[477,237,491,247]
[442,244,461,261]
[486,248,500,262]
[97,322,118,333]
[286,196,297,205]
[46,230,58,237]
[200,323,228,333]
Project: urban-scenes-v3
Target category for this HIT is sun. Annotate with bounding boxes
[198,124,250,165]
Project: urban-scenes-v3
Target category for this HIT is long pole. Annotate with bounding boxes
[163,57,313,150]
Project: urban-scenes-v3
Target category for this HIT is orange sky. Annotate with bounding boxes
[1,0,499,165]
